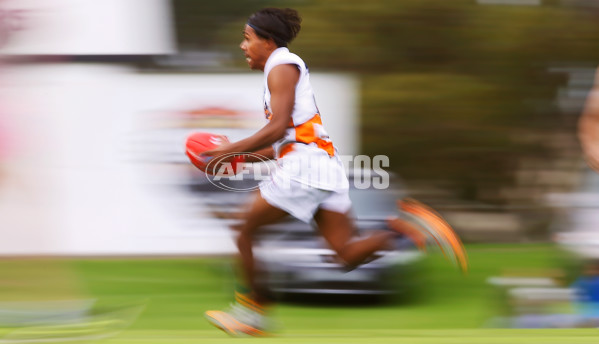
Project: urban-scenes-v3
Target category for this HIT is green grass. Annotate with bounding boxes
[0,243,593,343]
[103,329,599,344]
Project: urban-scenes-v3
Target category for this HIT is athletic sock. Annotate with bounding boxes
[234,291,266,315]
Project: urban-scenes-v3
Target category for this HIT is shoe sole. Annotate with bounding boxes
[204,311,268,337]
[399,198,468,273]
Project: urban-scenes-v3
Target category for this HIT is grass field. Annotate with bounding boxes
[100,329,599,344]
[0,243,595,343]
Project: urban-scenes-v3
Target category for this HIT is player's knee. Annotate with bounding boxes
[236,229,252,247]
[237,217,259,236]
[335,248,359,269]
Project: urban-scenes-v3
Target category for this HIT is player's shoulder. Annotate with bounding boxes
[267,49,305,72]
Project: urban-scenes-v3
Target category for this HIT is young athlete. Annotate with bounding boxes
[201,8,462,336]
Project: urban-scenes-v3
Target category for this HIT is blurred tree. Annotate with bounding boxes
[177,0,599,211]
[291,0,599,207]
[171,0,276,49]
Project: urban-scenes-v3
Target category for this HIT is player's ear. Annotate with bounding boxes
[264,37,278,50]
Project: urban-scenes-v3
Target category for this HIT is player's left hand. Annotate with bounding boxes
[200,135,231,159]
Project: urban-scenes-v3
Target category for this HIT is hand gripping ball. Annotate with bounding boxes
[185,132,245,176]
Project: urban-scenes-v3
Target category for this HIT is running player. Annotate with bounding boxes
[201,8,461,336]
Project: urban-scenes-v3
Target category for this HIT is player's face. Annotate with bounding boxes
[240,25,272,71]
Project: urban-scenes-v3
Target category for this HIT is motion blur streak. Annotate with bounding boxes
[0,1,598,342]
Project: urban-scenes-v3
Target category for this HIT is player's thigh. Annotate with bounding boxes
[241,193,289,235]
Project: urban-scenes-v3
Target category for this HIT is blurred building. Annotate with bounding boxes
[0,0,360,256]
[0,0,175,55]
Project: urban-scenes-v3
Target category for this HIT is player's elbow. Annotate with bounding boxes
[267,123,288,143]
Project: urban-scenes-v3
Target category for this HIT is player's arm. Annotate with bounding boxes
[578,69,599,172]
[203,64,299,157]
[245,147,275,161]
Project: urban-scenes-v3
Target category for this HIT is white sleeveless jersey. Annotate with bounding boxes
[263,47,348,191]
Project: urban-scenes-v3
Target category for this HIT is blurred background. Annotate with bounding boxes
[1,0,599,340]
[165,0,599,244]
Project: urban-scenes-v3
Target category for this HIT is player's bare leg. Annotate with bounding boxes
[236,194,289,303]
[313,209,395,268]
[386,217,428,251]
[205,194,288,337]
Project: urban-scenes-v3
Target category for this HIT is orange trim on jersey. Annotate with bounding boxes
[279,143,295,157]
[280,114,335,158]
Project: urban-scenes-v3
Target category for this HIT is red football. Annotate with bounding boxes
[185,132,244,175]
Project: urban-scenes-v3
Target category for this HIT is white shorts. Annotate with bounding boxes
[259,177,352,223]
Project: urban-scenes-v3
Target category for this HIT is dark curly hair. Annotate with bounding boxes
[247,8,302,47]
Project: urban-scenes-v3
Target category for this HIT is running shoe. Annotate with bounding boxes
[395,198,468,273]
[205,302,270,337]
